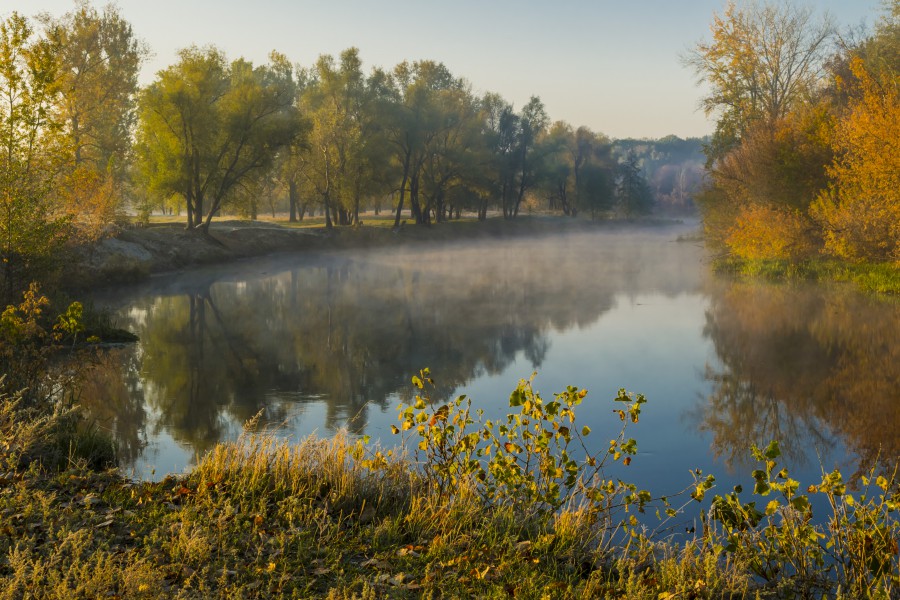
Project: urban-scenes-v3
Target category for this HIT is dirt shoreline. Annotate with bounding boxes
[63,216,689,290]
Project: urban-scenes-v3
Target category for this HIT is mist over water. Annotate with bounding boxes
[84,222,899,501]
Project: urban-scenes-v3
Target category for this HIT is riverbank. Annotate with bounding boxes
[2,418,896,599]
[61,216,689,291]
[715,256,900,295]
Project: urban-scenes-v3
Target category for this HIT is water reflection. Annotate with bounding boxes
[697,281,900,478]
[85,226,705,475]
[85,225,900,483]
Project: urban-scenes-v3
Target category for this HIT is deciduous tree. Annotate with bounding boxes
[136,47,300,233]
[42,1,146,244]
[684,0,834,162]
[813,58,900,261]
[0,13,70,302]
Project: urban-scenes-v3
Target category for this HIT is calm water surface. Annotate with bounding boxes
[85,223,900,502]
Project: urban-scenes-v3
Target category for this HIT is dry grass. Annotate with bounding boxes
[1,415,898,598]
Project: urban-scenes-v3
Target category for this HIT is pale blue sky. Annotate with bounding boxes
[1,0,882,138]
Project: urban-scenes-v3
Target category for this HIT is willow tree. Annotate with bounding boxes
[300,48,370,228]
[136,47,301,232]
[385,60,468,226]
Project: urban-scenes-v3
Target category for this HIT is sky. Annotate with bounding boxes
[0,0,883,139]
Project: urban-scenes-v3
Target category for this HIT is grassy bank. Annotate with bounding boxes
[714,257,900,295]
[1,375,898,599]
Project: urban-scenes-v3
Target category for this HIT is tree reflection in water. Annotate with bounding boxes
[698,280,900,479]
[79,230,900,483]
[83,227,698,472]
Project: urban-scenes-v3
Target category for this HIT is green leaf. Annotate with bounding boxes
[763,440,781,460]
[790,496,811,513]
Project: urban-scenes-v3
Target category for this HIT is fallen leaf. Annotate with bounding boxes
[360,558,391,570]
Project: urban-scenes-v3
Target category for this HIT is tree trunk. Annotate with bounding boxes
[289,179,299,222]
[409,174,423,225]
[393,149,411,228]
[323,192,333,229]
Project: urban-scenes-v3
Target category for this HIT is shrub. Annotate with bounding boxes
[391,370,705,550]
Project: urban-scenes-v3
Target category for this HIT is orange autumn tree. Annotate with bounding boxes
[716,106,832,260]
[813,58,900,262]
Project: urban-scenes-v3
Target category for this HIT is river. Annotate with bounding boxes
[84,221,900,505]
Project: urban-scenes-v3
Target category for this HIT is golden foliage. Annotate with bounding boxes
[725,203,816,260]
[813,58,900,261]
[60,165,123,245]
[702,106,833,259]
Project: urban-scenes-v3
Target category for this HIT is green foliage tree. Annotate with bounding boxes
[538,122,617,218]
[505,96,550,219]
[136,46,301,233]
[617,152,654,216]
[383,59,471,226]
[301,48,391,228]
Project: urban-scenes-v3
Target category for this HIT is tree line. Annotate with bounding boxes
[0,2,681,302]
[686,0,900,263]
[134,45,660,231]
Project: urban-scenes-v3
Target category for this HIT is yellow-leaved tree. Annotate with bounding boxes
[813,58,900,261]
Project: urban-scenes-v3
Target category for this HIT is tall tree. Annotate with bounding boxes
[385,60,466,226]
[477,92,517,221]
[617,152,654,216]
[419,85,480,223]
[0,13,70,302]
[506,96,549,218]
[41,1,146,242]
[300,48,369,228]
[136,47,301,232]
[812,57,900,261]
[684,0,834,162]
[42,1,144,176]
